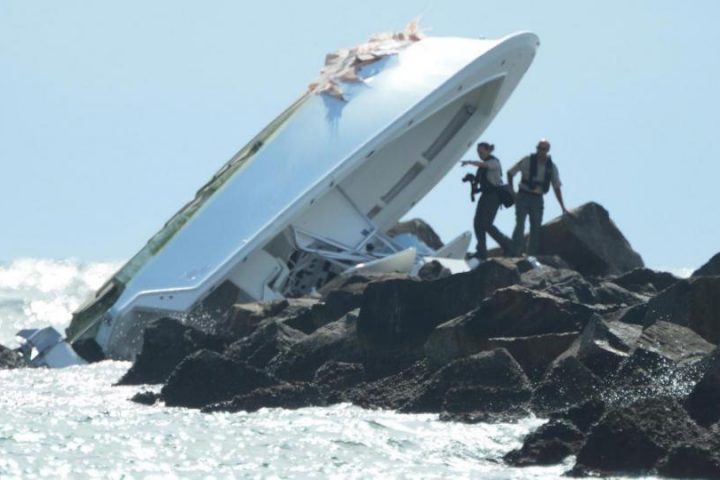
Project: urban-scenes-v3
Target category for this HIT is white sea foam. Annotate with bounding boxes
[0,258,120,347]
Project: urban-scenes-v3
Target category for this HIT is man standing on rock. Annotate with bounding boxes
[507,139,570,256]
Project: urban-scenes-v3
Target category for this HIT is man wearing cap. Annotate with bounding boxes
[507,139,570,256]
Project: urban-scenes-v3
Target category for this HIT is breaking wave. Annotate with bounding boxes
[0,258,120,347]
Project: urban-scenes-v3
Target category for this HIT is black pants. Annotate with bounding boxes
[474,190,512,259]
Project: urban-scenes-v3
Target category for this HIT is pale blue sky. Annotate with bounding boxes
[1,1,718,271]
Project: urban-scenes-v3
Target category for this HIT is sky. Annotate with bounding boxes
[1,0,718,273]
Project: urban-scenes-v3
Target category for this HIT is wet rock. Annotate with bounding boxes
[425,286,592,366]
[313,361,365,392]
[611,302,648,326]
[224,320,306,370]
[161,350,278,408]
[610,267,679,294]
[387,218,444,250]
[644,276,720,344]
[358,259,520,367]
[657,429,720,479]
[401,349,531,414]
[344,360,437,410]
[481,333,578,382]
[573,398,705,476]
[530,356,603,414]
[0,344,24,369]
[71,338,106,363]
[562,316,643,379]
[549,398,607,433]
[504,419,584,466]
[269,311,363,381]
[217,299,296,339]
[417,260,451,281]
[535,202,644,277]
[202,382,323,413]
[609,321,715,402]
[116,317,226,386]
[130,390,160,406]
[693,251,720,277]
[685,348,720,427]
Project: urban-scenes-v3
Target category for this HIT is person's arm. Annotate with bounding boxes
[461,160,488,168]
[506,158,523,191]
[553,185,570,215]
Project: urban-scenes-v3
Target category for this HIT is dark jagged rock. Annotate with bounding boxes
[549,398,607,433]
[386,218,444,250]
[161,349,278,408]
[425,286,592,366]
[530,356,603,414]
[592,281,648,307]
[685,348,720,427]
[130,390,160,406]
[345,360,437,410]
[401,349,531,414]
[358,259,520,367]
[224,320,306,370]
[313,361,365,392]
[644,276,720,344]
[417,260,451,281]
[608,321,715,403]
[480,333,578,382]
[71,338,106,363]
[535,202,644,277]
[657,431,720,479]
[610,267,679,294]
[202,382,323,413]
[573,398,705,476]
[504,419,585,466]
[216,299,296,339]
[116,317,227,386]
[269,312,363,381]
[611,302,648,326]
[0,344,24,369]
[561,316,643,379]
[521,267,597,305]
[693,252,720,277]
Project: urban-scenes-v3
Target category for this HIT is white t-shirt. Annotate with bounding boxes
[480,157,504,187]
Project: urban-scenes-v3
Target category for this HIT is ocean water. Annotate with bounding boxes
[0,259,654,479]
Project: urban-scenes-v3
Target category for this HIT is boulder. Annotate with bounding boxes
[644,276,720,344]
[216,298,300,339]
[609,321,714,403]
[161,349,278,408]
[573,398,705,476]
[521,267,597,305]
[130,390,160,406]
[116,317,227,385]
[358,259,520,365]
[685,348,720,427]
[71,338,106,363]
[561,316,643,379]
[202,382,324,413]
[224,320,306,370]
[386,218,444,250]
[481,333,578,381]
[530,356,603,414]
[610,267,679,294]
[401,349,531,414]
[535,202,644,277]
[313,361,366,393]
[345,360,437,410]
[0,344,24,369]
[504,419,585,466]
[657,429,720,479]
[549,398,607,433]
[425,286,593,366]
[693,252,720,277]
[269,311,363,381]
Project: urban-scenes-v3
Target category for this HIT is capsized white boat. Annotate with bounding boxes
[59,26,539,362]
